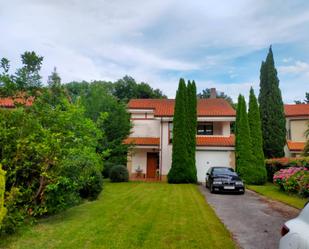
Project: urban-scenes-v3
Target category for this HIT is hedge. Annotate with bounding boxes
[265,157,309,181]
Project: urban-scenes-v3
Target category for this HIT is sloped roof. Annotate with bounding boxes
[287,141,305,151]
[128,98,236,117]
[0,97,34,108]
[284,104,309,117]
[196,135,235,147]
[123,137,160,146]
[124,135,235,147]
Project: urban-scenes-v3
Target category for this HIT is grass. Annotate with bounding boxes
[247,182,308,209]
[0,182,236,249]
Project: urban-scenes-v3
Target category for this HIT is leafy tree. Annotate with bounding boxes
[235,95,255,183]
[0,89,104,233]
[168,79,189,183]
[0,58,16,96]
[0,164,6,227]
[113,76,166,101]
[258,47,286,158]
[80,83,131,165]
[197,88,233,106]
[15,51,43,91]
[294,92,309,104]
[248,88,267,184]
[47,67,61,88]
[186,80,197,183]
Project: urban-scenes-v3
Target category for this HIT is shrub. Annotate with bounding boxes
[110,165,129,182]
[102,161,115,178]
[266,157,309,181]
[79,171,103,200]
[273,167,309,197]
[0,165,6,228]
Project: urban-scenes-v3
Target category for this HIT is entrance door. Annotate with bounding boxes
[147,153,158,178]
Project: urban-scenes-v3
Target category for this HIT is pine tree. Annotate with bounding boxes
[0,164,6,227]
[248,88,267,184]
[186,80,197,183]
[235,95,255,183]
[258,46,286,158]
[168,79,189,183]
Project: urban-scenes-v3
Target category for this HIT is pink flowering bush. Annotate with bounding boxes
[273,167,309,197]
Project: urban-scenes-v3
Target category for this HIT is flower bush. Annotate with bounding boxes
[266,157,309,181]
[273,167,309,197]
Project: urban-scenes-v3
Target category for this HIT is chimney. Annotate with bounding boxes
[210,88,216,99]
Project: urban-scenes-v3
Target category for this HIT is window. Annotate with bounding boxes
[168,122,173,143]
[197,123,213,135]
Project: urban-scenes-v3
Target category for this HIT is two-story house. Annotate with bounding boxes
[284,104,309,157]
[124,89,236,182]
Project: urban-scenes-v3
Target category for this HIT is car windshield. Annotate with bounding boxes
[212,167,236,175]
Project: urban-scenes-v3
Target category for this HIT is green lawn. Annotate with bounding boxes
[247,182,308,209]
[0,182,236,249]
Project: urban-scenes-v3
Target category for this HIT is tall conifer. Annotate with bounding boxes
[258,47,286,158]
[235,95,255,183]
[187,81,197,183]
[248,88,267,184]
[168,79,188,183]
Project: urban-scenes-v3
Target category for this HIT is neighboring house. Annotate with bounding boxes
[284,104,309,157]
[124,89,236,182]
[0,96,33,108]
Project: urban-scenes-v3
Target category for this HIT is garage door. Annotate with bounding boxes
[196,151,231,182]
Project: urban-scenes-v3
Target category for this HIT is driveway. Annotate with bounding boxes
[199,185,300,249]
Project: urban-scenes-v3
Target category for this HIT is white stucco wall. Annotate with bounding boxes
[161,122,173,175]
[290,119,308,141]
[130,119,160,137]
[131,150,147,174]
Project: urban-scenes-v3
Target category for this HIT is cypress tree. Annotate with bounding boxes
[235,95,255,183]
[186,80,197,183]
[0,164,6,227]
[168,79,189,183]
[258,46,286,158]
[248,88,267,184]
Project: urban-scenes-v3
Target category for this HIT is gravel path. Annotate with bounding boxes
[199,185,300,249]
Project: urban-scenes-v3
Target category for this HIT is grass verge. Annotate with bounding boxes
[0,182,236,249]
[247,182,308,209]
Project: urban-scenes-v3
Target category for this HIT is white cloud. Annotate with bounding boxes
[279,61,309,74]
[1,0,309,102]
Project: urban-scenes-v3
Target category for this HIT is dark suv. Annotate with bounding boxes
[206,167,245,194]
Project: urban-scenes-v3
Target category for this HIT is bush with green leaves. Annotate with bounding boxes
[102,161,116,178]
[0,165,6,228]
[0,90,105,234]
[110,165,129,182]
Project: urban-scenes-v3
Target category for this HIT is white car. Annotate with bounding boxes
[279,201,309,249]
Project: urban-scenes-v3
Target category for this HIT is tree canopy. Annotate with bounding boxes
[197,88,233,106]
[258,47,286,158]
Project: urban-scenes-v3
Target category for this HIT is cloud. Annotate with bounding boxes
[1,0,309,102]
[279,61,309,74]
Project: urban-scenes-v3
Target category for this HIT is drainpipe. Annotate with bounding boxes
[160,117,163,181]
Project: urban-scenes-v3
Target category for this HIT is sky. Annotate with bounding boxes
[1,0,309,103]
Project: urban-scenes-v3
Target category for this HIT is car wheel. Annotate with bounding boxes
[210,184,215,193]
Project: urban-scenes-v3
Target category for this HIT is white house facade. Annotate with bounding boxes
[284,104,309,157]
[124,90,236,182]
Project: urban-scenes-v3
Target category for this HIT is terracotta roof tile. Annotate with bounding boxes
[284,104,309,117]
[0,97,33,108]
[287,141,305,151]
[196,135,235,147]
[124,135,235,147]
[124,137,160,146]
[128,98,235,117]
